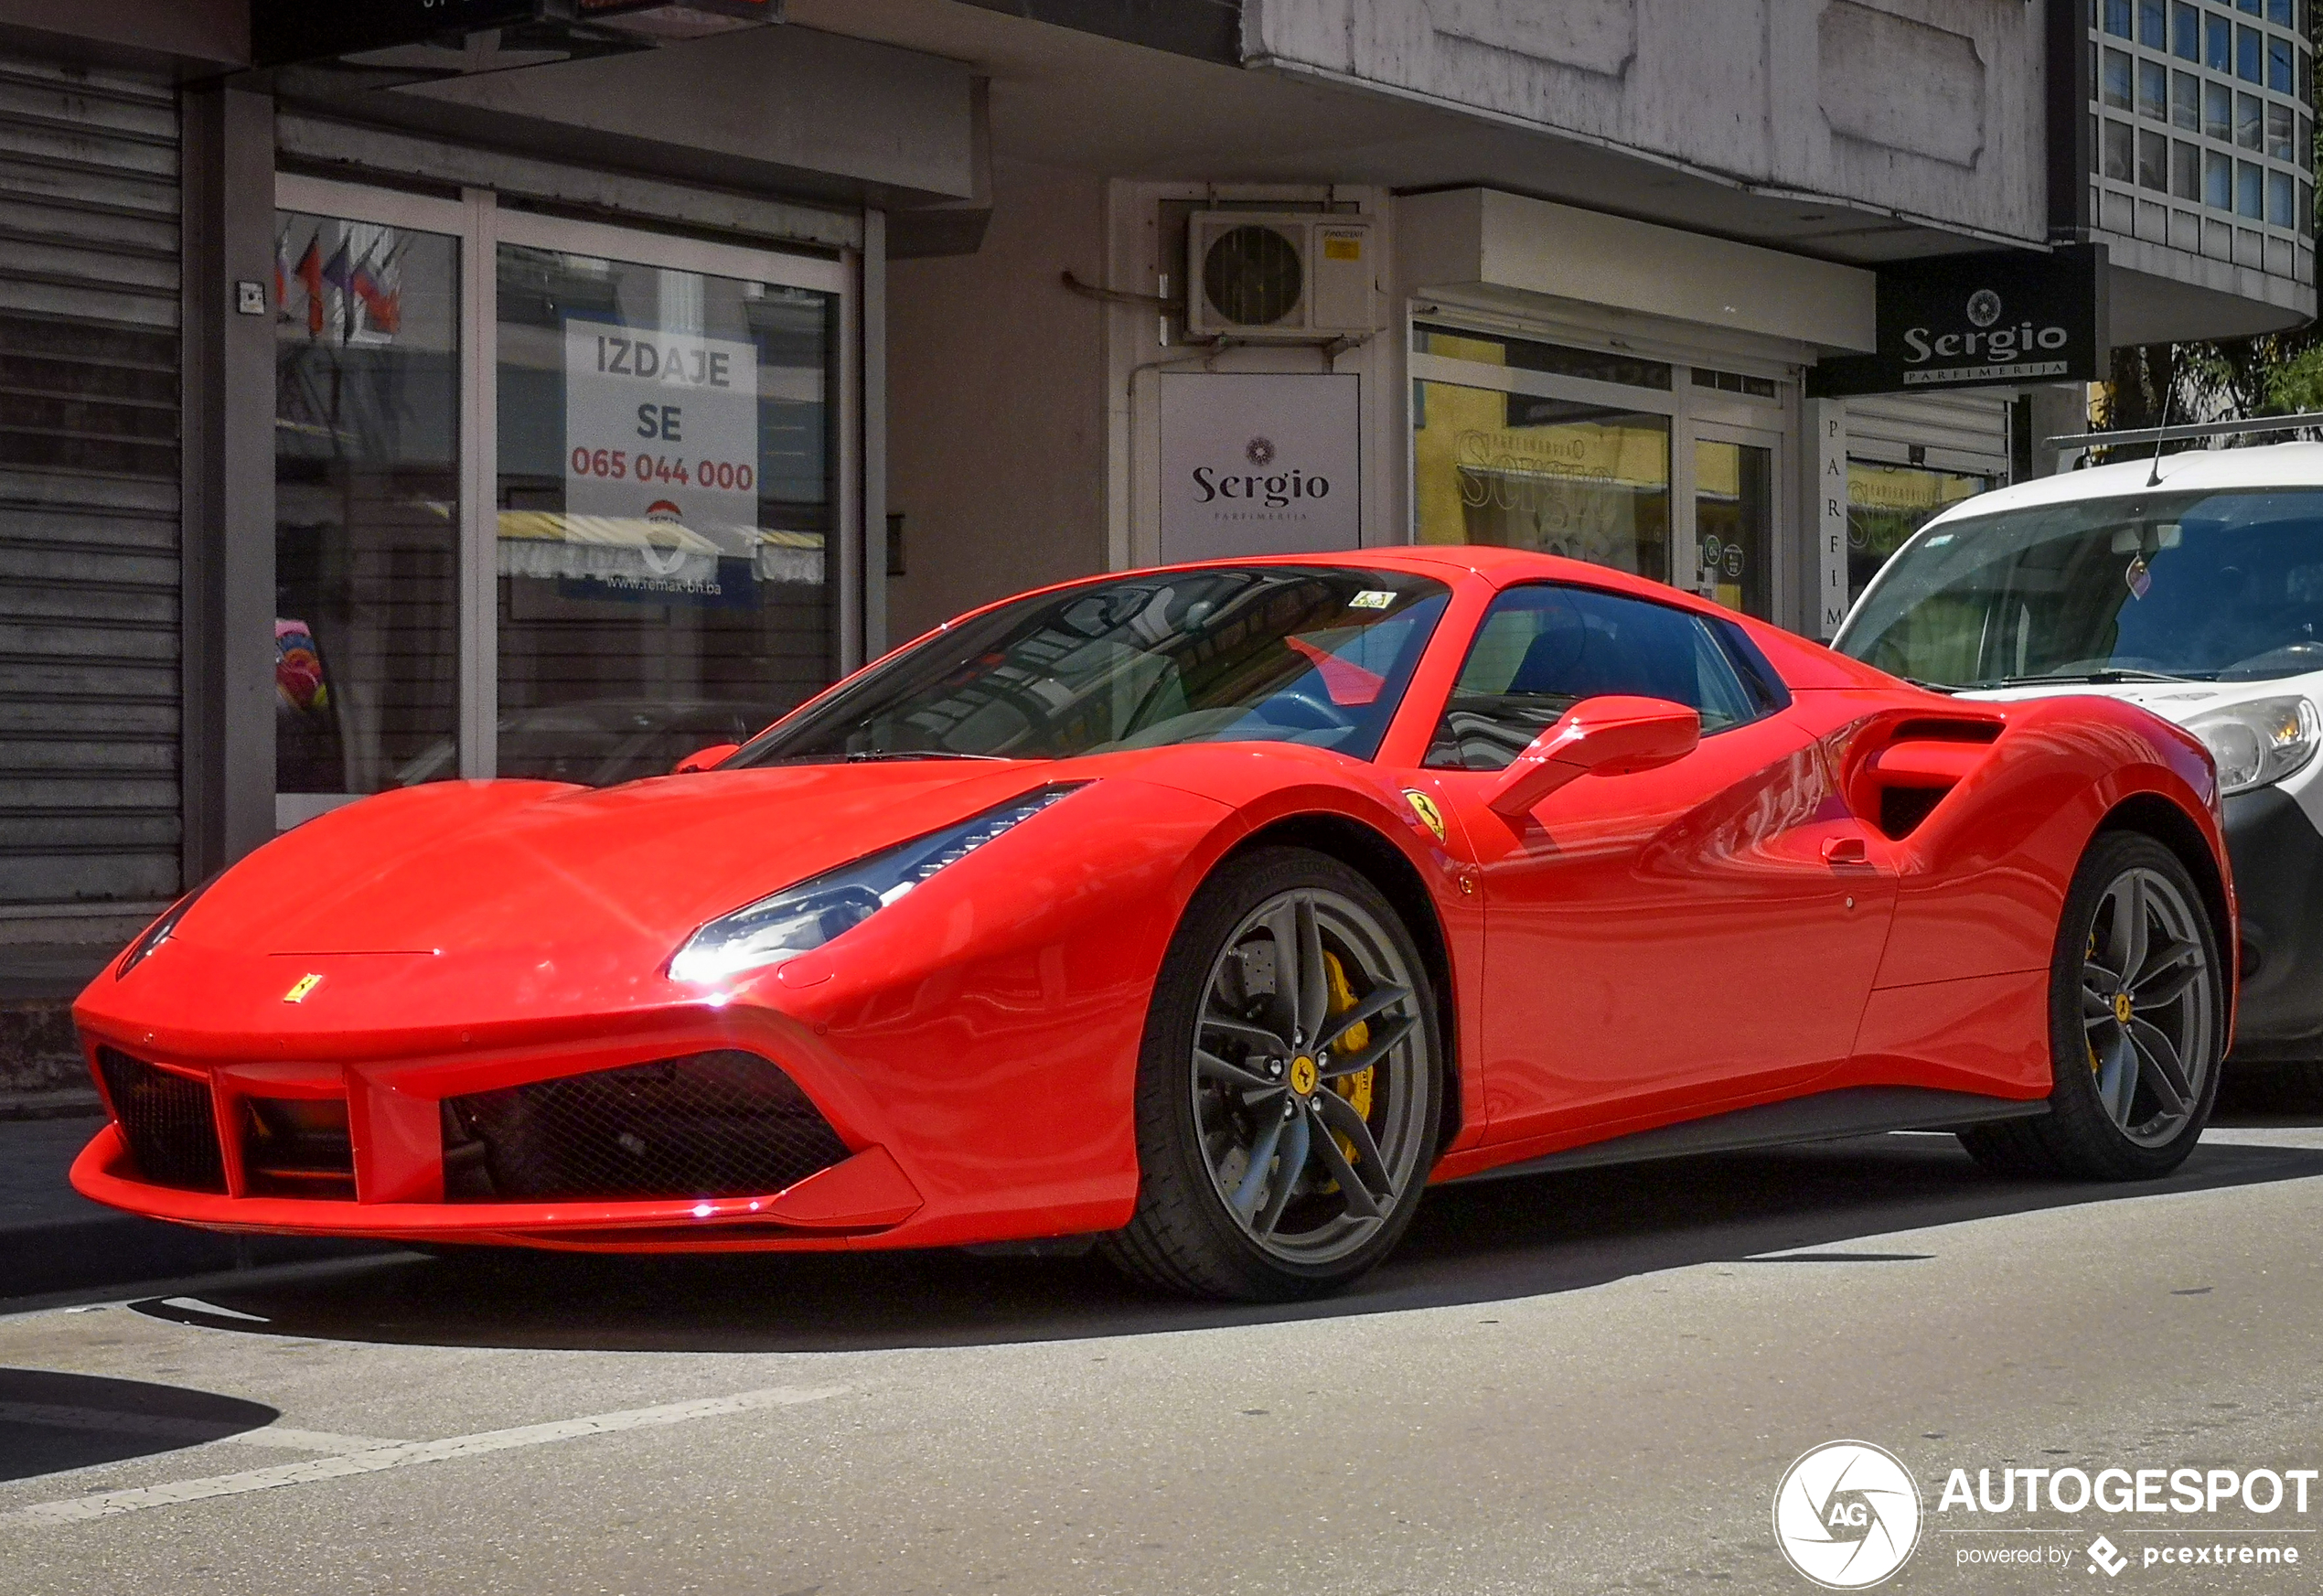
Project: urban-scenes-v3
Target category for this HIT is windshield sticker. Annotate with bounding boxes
[2125,555,2152,600]
[1348,589,1396,610]
[1923,533,1954,547]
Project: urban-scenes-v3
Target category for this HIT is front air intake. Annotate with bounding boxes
[440,1050,851,1201]
[94,1048,226,1193]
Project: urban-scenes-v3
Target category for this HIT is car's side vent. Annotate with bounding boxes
[1849,716,2004,841]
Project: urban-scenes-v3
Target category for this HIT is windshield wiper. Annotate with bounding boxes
[1899,676,1960,695]
[1981,669,2199,687]
[842,750,1010,762]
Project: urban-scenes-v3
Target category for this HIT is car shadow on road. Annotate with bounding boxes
[0,1367,279,1482]
[122,1130,2323,1355]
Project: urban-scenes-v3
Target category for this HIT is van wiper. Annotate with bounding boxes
[1983,669,2198,687]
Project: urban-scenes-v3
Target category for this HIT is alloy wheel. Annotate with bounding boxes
[1190,887,1432,1267]
[2080,864,2217,1149]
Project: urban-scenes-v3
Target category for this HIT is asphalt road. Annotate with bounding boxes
[5,1119,2323,1595]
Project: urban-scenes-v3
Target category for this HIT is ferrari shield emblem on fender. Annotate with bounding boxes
[1402,790,1446,843]
[283,972,323,1003]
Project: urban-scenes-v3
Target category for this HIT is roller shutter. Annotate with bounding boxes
[0,55,180,921]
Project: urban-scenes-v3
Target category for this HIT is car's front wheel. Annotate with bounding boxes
[1101,846,1442,1301]
[1959,830,2225,1180]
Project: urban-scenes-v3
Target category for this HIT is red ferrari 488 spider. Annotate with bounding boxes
[73,549,2233,1300]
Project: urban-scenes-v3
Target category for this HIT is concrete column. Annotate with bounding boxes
[178,81,276,881]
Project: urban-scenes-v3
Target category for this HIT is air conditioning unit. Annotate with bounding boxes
[1184,212,1376,339]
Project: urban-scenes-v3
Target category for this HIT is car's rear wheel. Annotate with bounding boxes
[1101,847,1441,1301]
[1959,830,2223,1180]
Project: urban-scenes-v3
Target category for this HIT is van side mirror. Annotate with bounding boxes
[1483,696,1700,818]
[672,743,740,775]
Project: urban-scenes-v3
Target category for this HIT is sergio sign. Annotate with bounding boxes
[1810,243,2107,397]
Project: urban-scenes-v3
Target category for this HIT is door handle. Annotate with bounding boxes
[1822,836,1868,865]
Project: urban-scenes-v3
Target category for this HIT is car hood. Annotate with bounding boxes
[172,762,1061,961]
[1955,674,2323,725]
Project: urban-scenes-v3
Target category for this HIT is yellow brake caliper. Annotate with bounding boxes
[1321,951,1375,1186]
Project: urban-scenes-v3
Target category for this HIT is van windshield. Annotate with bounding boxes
[1835,487,2323,689]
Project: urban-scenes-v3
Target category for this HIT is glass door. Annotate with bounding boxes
[1688,423,1782,621]
[491,215,841,785]
[272,186,467,829]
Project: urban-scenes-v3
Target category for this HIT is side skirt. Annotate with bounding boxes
[1443,1087,2050,1185]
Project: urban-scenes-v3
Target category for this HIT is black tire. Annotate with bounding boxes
[1959,830,2225,1180]
[1099,846,1443,1301]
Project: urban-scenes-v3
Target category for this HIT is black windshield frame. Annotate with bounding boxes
[726,566,1453,766]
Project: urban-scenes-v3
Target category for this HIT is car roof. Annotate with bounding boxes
[1925,439,2323,530]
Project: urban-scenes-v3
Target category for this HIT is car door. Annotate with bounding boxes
[1418,582,1900,1150]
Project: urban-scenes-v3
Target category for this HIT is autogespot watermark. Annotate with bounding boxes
[1775,1443,2317,1585]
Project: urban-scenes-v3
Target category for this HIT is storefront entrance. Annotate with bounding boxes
[272,177,847,827]
[1408,322,1791,621]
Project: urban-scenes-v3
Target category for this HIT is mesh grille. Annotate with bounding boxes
[241,1097,356,1200]
[94,1048,226,1193]
[441,1050,851,1202]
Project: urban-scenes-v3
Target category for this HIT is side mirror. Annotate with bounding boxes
[672,743,740,775]
[1484,695,1701,818]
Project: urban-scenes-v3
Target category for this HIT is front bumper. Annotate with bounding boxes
[2224,786,2323,1060]
[69,1036,932,1250]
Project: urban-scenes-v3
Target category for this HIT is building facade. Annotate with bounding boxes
[0,0,2312,950]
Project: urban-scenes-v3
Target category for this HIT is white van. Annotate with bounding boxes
[1834,438,2323,1077]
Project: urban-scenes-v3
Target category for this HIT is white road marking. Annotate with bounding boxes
[0,1401,397,1453]
[156,1297,269,1323]
[18,1385,847,1524]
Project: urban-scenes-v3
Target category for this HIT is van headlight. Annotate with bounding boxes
[2185,697,2320,797]
[668,785,1084,985]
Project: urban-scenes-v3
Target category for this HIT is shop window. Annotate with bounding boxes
[2102,48,2134,108]
[1412,380,1671,581]
[2267,99,2295,158]
[2267,166,2295,226]
[1847,464,1988,610]
[2174,70,2201,128]
[2240,158,2266,216]
[2239,90,2264,147]
[273,210,462,804]
[2173,138,2203,198]
[1693,439,1772,619]
[1413,324,1671,391]
[1691,367,1779,401]
[2206,147,2235,208]
[492,242,836,786]
[2205,79,2233,139]
[2139,58,2169,118]
[2173,0,2200,59]
[2103,118,2137,180]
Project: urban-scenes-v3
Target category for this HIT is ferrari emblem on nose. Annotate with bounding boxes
[284,973,323,1003]
[1402,790,1447,843]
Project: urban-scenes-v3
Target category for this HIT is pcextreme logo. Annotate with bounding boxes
[1773,1441,1922,1589]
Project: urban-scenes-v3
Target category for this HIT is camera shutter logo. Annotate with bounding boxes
[1965,289,2003,329]
[1772,1441,1922,1589]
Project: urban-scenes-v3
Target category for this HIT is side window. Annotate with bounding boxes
[1425,584,1765,770]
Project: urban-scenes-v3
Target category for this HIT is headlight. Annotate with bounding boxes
[2186,696,2320,797]
[668,785,1084,985]
[114,875,215,980]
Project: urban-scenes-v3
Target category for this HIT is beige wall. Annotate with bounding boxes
[885,158,1108,646]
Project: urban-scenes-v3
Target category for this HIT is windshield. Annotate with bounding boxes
[731,566,1451,766]
[1836,487,2323,689]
